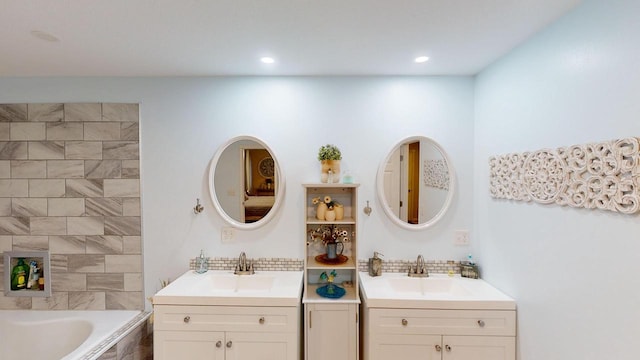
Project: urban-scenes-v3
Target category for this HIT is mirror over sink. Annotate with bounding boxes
[208,135,285,229]
[376,135,455,230]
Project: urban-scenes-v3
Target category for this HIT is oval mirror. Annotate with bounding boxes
[376,136,455,230]
[208,136,285,229]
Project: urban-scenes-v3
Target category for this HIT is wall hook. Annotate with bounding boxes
[363,200,372,216]
[193,198,204,214]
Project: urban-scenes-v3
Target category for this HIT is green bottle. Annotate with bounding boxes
[11,258,29,290]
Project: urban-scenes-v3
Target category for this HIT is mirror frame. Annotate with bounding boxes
[208,135,286,230]
[376,135,455,230]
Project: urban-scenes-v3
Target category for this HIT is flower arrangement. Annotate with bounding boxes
[312,195,339,210]
[319,269,337,284]
[317,144,342,161]
[308,224,350,245]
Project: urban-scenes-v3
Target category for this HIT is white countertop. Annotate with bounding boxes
[153,270,304,307]
[359,272,516,310]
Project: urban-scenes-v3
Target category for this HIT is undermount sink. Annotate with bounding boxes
[359,272,515,310]
[153,270,303,307]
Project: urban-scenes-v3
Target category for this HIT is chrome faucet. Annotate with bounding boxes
[408,254,429,277]
[234,251,255,275]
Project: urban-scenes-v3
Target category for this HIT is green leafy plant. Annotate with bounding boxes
[317,144,342,161]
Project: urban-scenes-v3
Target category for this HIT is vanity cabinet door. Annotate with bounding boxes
[154,331,225,360]
[442,336,515,360]
[370,333,441,360]
[226,332,297,360]
[306,303,358,360]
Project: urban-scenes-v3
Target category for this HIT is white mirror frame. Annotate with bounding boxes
[376,135,455,230]
[208,135,286,230]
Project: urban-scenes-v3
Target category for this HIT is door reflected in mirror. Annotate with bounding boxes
[209,136,284,229]
[378,136,454,230]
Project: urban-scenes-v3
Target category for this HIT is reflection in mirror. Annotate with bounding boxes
[209,136,285,229]
[377,136,454,230]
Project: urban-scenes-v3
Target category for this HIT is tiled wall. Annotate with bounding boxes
[190,257,304,272]
[357,259,462,274]
[0,103,142,310]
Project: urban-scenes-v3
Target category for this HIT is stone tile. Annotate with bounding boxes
[68,254,105,273]
[87,273,124,291]
[106,291,143,310]
[124,273,142,291]
[50,254,68,272]
[0,179,28,197]
[123,236,141,254]
[12,198,47,217]
[28,141,64,159]
[46,122,83,140]
[0,142,28,159]
[105,217,141,236]
[29,179,66,197]
[66,179,103,197]
[105,254,142,272]
[64,103,102,122]
[28,103,63,122]
[0,123,9,140]
[47,160,85,178]
[51,273,86,291]
[48,198,85,216]
[32,292,69,310]
[0,294,32,309]
[0,235,12,252]
[0,198,12,216]
[0,217,29,235]
[50,236,86,254]
[10,160,46,178]
[12,236,48,251]
[68,291,106,310]
[0,160,9,178]
[120,122,139,141]
[67,216,104,235]
[0,104,27,122]
[65,141,102,159]
[102,103,139,122]
[10,122,46,140]
[103,142,139,160]
[86,197,122,216]
[85,160,121,179]
[30,217,66,235]
[85,122,120,141]
[122,198,140,216]
[103,179,139,197]
[122,160,139,179]
[87,235,123,254]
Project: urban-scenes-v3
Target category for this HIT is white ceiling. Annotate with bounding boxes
[0,0,582,76]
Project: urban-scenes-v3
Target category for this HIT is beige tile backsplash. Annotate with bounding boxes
[0,103,142,310]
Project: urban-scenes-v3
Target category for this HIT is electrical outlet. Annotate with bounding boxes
[454,230,470,246]
[221,227,235,243]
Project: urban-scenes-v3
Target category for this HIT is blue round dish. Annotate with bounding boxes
[316,284,346,299]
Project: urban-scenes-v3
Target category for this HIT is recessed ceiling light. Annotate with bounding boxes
[414,56,429,63]
[30,30,60,42]
[260,57,275,64]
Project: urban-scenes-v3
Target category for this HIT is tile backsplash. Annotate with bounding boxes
[0,103,142,310]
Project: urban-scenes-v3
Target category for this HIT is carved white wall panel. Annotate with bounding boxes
[489,137,640,214]
[424,159,449,190]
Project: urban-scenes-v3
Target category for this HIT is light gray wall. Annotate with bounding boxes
[0,76,476,309]
[474,0,640,359]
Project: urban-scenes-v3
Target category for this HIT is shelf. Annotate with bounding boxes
[303,284,360,304]
[306,256,356,269]
[302,183,360,189]
[306,217,356,225]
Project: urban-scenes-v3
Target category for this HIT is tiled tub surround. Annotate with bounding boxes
[0,103,142,310]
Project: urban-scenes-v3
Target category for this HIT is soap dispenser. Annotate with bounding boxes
[196,250,208,274]
[368,252,383,277]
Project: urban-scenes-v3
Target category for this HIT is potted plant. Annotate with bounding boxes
[317,144,342,183]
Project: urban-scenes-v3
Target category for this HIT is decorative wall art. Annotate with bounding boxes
[489,137,640,214]
[424,159,450,190]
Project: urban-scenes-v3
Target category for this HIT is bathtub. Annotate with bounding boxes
[0,310,150,360]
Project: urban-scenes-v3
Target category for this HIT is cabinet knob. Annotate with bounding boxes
[183,316,190,323]
[226,341,233,348]
[435,345,442,352]
[445,345,452,352]
[259,316,265,324]
[216,341,222,348]
[401,318,408,326]
[478,319,486,327]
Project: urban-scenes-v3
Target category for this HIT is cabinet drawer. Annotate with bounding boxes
[369,308,515,336]
[154,305,299,333]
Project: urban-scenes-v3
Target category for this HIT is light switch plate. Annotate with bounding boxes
[221,227,235,243]
[454,230,470,246]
